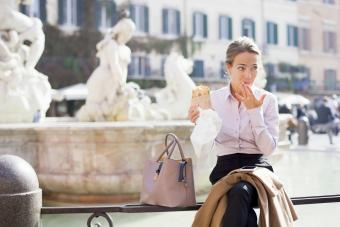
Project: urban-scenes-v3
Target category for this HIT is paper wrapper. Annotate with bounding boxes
[191,85,211,109]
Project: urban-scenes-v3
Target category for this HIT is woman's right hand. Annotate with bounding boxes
[188,104,200,124]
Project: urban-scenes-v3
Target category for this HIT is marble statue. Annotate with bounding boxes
[77,13,169,121]
[0,0,51,123]
[155,52,196,119]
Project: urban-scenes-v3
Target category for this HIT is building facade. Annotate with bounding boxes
[297,0,340,93]
[17,0,340,92]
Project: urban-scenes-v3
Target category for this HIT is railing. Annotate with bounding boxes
[41,194,340,227]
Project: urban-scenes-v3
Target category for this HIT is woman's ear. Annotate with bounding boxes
[225,63,232,75]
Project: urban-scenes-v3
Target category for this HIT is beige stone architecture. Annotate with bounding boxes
[16,0,340,92]
[298,0,340,93]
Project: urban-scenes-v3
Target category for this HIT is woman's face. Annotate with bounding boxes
[226,51,258,93]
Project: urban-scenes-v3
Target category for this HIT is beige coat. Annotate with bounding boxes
[192,167,298,227]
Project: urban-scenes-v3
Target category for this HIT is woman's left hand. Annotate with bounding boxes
[234,83,266,109]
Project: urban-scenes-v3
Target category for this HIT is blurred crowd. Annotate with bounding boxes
[279,95,340,145]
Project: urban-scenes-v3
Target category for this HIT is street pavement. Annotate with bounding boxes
[42,132,340,227]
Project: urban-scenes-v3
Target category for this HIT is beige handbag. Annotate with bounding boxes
[140,133,196,207]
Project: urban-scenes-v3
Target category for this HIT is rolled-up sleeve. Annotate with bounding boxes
[246,94,279,156]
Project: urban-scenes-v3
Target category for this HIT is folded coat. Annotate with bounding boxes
[192,167,298,227]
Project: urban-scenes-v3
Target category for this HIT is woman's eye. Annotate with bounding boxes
[237,67,245,71]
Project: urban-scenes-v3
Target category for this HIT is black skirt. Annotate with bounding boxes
[209,153,273,185]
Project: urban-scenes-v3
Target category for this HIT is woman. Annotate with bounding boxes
[188,37,279,227]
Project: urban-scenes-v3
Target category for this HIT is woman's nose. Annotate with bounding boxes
[244,69,253,79]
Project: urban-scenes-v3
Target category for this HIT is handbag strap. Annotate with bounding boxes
[156,138,177,162]
[164,133,186,161]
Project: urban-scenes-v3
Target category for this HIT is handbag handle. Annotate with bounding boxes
[156,138,177,162]
[164,133,186,161]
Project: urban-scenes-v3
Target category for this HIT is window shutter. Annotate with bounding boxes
[294,26,298,47]
[94,0,100,29]
[76,0,84,27]
[162,9,168,34]
[330,32,336,52]
[40,0,47,22]
[266,22,270,43]
[129,5,136,23]
[57,0,64,25]
[144,6,149,33]
[203,14,208,38]
[110,1,117,27]
[242,19,246,36]
[274,23,278,44]
[228,17,233,40]
[251,20,255,40]
[176,10,180,35]
[298,28,303,49]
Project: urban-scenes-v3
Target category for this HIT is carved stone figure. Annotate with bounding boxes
[0,0,51,123]
[77,14,169,121]
[155,52,196,119]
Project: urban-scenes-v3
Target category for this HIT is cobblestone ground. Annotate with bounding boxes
[42,132,340,227]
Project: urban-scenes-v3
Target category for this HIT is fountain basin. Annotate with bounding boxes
[0,116,290,203]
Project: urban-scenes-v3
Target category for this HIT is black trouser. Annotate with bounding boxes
[209,153,273,227]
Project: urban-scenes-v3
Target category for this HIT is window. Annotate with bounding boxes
[128,55,151,77]
[162,8,180,36]
[324,69,337,90]
[95,0,116,29]
[58,0,83,27]
[242,18,255,40]
[287,25,298,47]
[323,0,335,4]
[266,22,278,45]
[299,28,311,50]
[19,0,47,22]
[130,4,149,33]
[191,60,204,78]
[193,12,208,39]
[323,31,337,53]
[219,16,232,40]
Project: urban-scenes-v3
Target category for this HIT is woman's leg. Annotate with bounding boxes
[221,181,258,227]
[246,209,258,227]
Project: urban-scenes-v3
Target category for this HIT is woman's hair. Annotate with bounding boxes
[225,37,261,65]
